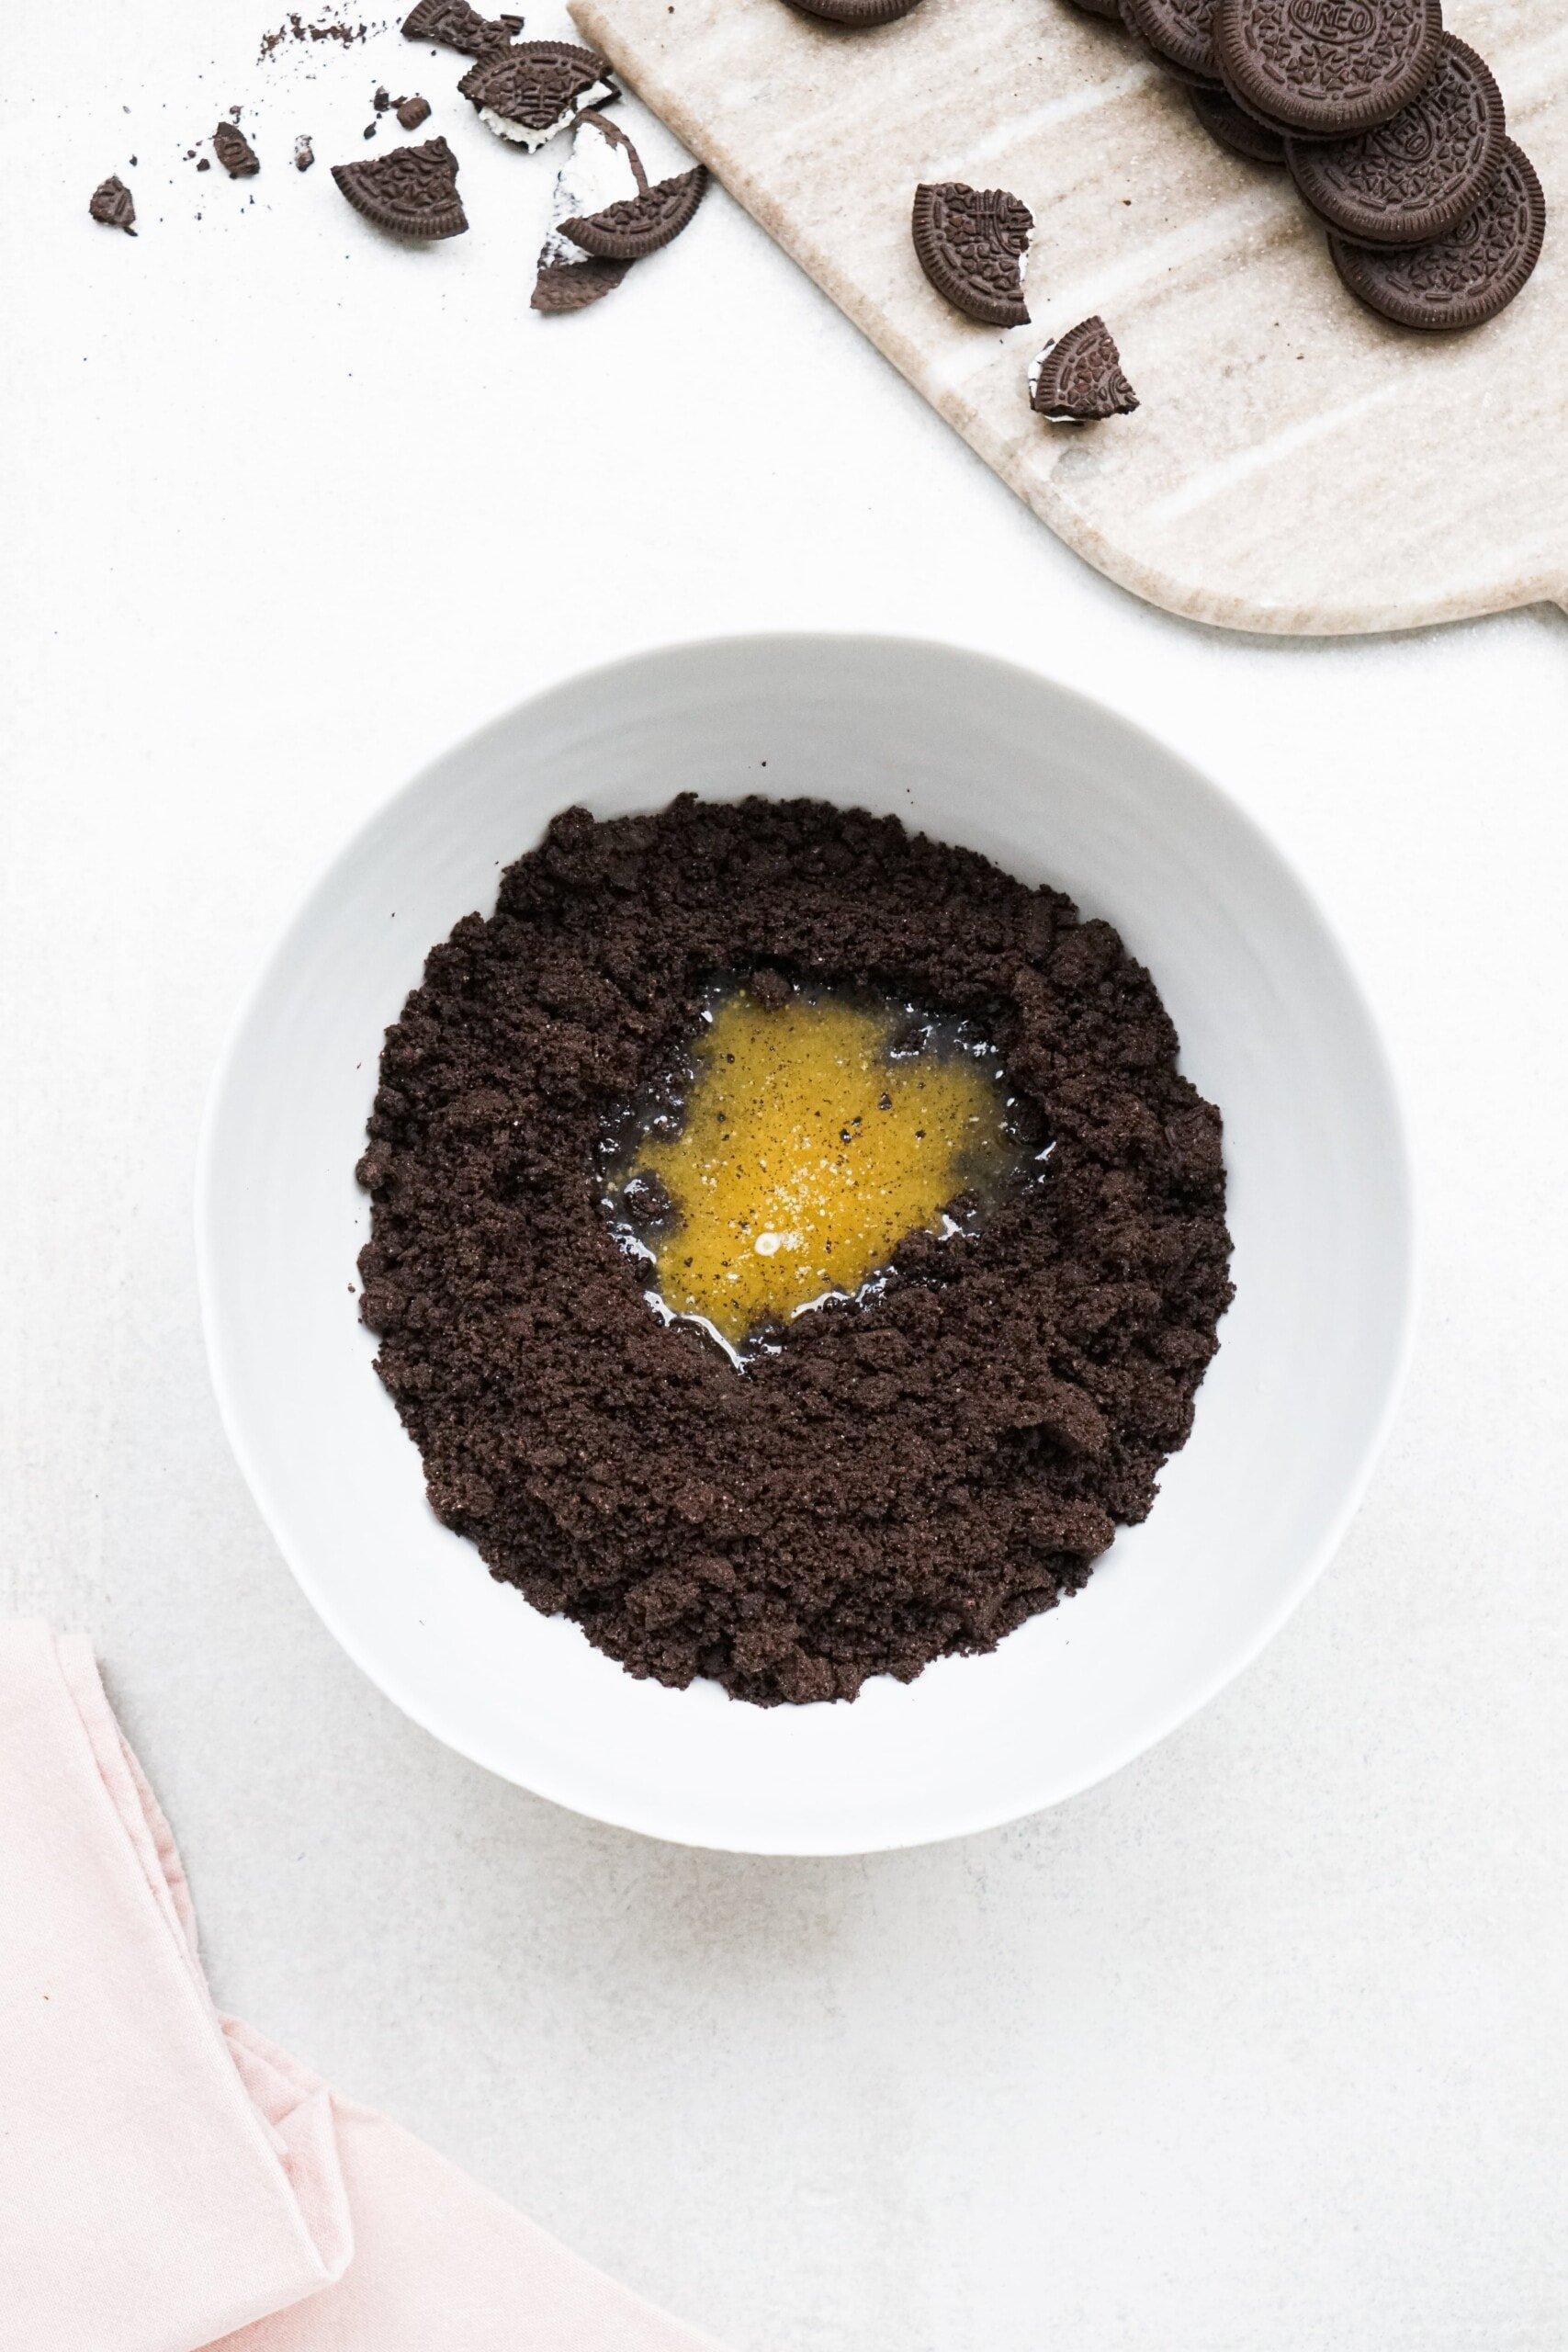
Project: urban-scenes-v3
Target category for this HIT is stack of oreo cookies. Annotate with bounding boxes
[1068,0,1545,330]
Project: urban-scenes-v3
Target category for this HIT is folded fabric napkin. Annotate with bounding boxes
[0,1622,727,2352]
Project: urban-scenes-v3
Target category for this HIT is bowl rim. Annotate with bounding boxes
[195,629,1421,1853]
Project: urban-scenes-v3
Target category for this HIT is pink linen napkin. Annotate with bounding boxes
[0,1622,727,2352]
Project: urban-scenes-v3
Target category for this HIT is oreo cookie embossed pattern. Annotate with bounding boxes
[1289,34,1506,245]
[1216,0,1444,140]
[1058,0,1544,328]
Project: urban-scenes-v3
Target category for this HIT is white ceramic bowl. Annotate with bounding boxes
[198,635,1415,1854]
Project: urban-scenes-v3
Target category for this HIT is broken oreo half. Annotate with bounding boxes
[332,134,468,239]
[1215,0,1444,141]
[89,174,137,232]
[1289,34,1506,247]
[911,181,1033,327]
[562,164,708,260]
[1327,136,1545,329]
[458,40,616,150]
[401,0,523,56]
[1029,317,1139,421]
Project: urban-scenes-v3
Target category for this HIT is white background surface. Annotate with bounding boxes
[4,7,1565,2348]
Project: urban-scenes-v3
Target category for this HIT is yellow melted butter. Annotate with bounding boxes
[608,986,1024,1350]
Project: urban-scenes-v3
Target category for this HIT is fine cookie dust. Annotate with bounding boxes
[355,797,1233,1707]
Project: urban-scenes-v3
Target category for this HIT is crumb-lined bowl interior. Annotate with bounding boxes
[197,635,1415,1853]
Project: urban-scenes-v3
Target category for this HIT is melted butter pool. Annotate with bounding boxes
[601,978,1041,1356]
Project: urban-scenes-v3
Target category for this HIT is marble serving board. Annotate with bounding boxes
[571,0,1567,635]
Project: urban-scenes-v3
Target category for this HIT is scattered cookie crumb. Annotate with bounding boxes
[214,120,260,177]
[89,174,137,233]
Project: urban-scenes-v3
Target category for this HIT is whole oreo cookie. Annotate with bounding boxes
[1289,34,1504,245]
[1123,0,1219,85]
[1118,0,1220,87]
[1190,84,1286,162]
[784,0,925,21]
[1215,0,1444,140]
[911,182,1033,326]
[532,255,631,312]
[214,120,260,178]
[89,174,138,232]
[1328,137,1544,329]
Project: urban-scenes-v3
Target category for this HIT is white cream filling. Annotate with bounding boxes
[536,112,642,270]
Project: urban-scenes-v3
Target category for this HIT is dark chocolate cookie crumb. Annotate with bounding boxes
[214,119,261,176]
[397,93,433,129]
[1328,137,1546,331]
[356,797,1232,1706]
[561,164,708,260]
[260,14,374,60]
[89,174,137,232]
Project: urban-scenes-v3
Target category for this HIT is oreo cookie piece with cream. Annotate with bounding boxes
[459,40,615,150]
[533,111,642,312]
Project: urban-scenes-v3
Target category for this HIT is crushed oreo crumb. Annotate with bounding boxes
[214,119,261,176]
[89,174,137,232]
[357,797,1232,1706]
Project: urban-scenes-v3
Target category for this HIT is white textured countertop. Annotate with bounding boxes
[4,6,1564,2346]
